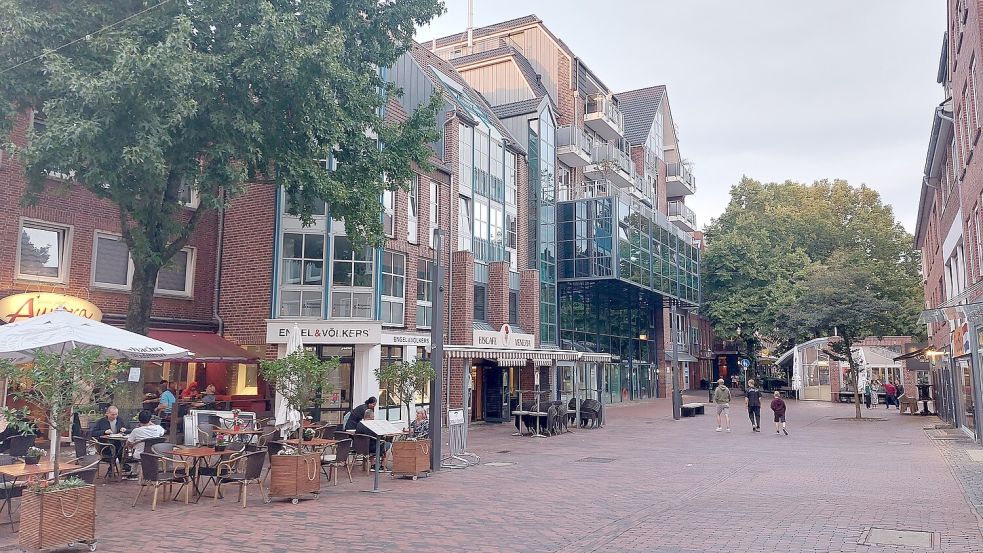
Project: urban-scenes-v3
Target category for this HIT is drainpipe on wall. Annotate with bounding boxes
[213,189,226,336]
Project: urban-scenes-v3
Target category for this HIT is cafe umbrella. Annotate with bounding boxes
[0,308,192,457]
[274,324,305,438]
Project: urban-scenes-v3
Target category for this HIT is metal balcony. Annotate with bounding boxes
[584,144,634,188]
[556,125,592,167]
[668,200,697,232]
[584,94,624,141]
[558,179,613,201]
[666,162,696,196]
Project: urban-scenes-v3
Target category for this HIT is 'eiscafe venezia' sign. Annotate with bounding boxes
[0,293,104,323]
[473,324,534,349]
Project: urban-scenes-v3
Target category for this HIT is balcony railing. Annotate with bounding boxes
[590,144,632,174]
[666,162,696,196]
[558,179,614,201]
[668,200,697,231]
[556,125,592,167]
[584,94,624,141]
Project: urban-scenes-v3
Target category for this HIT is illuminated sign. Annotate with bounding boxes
[0,293,103,323]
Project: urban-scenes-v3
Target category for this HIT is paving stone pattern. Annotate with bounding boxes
[2,394,982,552]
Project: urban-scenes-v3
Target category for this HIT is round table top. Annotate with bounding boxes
[170,447,236,457]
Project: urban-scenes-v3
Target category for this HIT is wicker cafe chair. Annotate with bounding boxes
[132,452,191,511]
[0,454,25,523]
[213,449,267,508]
[197,423,219,446]
[351,433,378,473]
[63,456,101,485]
[321,439,353,485]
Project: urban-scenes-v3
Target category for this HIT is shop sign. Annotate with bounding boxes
[266,320,381,344]
[472,323,534,349]
[952,319,970,357]
[381,332,431,346]
[0,292,103,323]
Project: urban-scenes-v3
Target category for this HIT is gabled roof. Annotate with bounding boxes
[450,46,551,99]
[407,43,524,154]
[616,85,666,146]
[491,97,548,120]
[433,15,541,48]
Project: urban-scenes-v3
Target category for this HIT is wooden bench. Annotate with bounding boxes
[681,403,705,417]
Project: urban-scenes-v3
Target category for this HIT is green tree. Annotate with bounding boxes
[702,177,922,356]
[0,348,119,482]
[259,350,338,446]
[374,359,434,423]
[0,0,443,333]
[773,254,905,418]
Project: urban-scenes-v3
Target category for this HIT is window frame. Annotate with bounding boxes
[380,250,406,327]
[407,178,419,244]
[329,235,375,319]
[383,189,395,239]
[416,258,435,329]
[90,231,197,298]
[16,218,72,284]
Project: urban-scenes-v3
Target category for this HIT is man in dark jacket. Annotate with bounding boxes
[770,391,788,435]
[745,380,762,432]
[344,397,378,431]
[93,406,128,436]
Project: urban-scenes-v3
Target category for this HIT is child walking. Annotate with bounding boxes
[770,391,788,435]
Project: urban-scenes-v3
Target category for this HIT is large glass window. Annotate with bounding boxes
[458,123,473,189]
[416,259,435,329]
[383,189,395,238]
[279,232,325,317]
[429,180,439,249]
[458,196,472,252]
[381,251,405,326]
[330,236,374,318]
[17,220,69,282]
[506,151,517,206]
[379,345,404,421]
[474,285,486,321]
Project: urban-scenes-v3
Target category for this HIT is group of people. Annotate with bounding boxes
[712,378,788,435]
[864,379,905,409]
[342,396,430,472]
[89,405,166,479]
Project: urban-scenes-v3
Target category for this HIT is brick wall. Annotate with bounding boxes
[519,269,540,347]
[0,112,218,328]
[487,261,510,329]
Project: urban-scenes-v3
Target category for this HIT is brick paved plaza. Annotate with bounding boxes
[3,394,982,553]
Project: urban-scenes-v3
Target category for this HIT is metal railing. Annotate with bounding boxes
[668,200,696,228]
[590,144,632,175]
[586,94,625,130]
[558,179,614,201]
[666,162,697,191]
[557,125,592,154]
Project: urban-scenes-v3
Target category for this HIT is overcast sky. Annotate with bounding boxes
[416,0,945,233]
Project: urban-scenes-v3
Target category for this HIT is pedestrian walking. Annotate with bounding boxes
[713,378,732,433]
[883,380,897,409]
[745,379,762,432]
[871,380,880,407]
[770,391,788,435]
[864,380,872,409]
[895,380,905,405]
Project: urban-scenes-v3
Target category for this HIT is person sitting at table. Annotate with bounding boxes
[406,407,429,440]
[344,396,377,431]
[93,405,128,436]
[191,384,217,409]
[154,381,177,420]
[125,410,165,463]
[180,381,199,399]
[356,409,391,471]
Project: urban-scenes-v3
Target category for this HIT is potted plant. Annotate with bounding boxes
[24,446,45,465]
[0,347,117,551]
[302,428,315,442]
[19,477,95,551]
[260,350,338,503]
[374,360,435,478]
[214,434,230,452]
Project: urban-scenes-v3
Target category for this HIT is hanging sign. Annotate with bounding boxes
[0,292,103,323]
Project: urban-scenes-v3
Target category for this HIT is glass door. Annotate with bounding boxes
[957,358,977,438]
[317,346,354,425]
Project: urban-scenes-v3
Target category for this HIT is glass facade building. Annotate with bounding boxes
[527,110,558,345]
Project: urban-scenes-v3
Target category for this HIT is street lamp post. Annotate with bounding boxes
[670,301,681,420]
[429,229,445,471]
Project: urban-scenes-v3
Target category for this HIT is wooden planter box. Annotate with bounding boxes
[268,453,320,501]
[392,439,431,479]
[19,484,96,551]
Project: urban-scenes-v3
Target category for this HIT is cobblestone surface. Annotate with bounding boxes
[1,393,981,552]
[929,427,983,519]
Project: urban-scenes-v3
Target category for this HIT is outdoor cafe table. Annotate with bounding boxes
[0,461,81,528]
[98,433,130,479]
[168,447,236,502]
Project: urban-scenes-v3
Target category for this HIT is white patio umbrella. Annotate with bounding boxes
[274,324,304,438]
[0,308,192,456]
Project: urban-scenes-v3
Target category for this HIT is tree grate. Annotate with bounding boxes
[860,528,936,548]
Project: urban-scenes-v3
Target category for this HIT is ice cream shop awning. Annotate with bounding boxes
[147,330,257,362]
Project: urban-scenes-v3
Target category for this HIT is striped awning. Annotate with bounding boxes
[443,345,612,365]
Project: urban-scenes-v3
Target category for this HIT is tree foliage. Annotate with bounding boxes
[374,359,434,422]
[0,347,119,482]
[0,0,444,333]
[702,177,922,355]
[259,349,338,446]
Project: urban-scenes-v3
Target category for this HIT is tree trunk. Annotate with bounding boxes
[126,262,161,335]
[843,335,862,419]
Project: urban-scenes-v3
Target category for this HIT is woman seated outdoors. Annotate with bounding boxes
[406,408,429,440]
[355,409,392,471]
